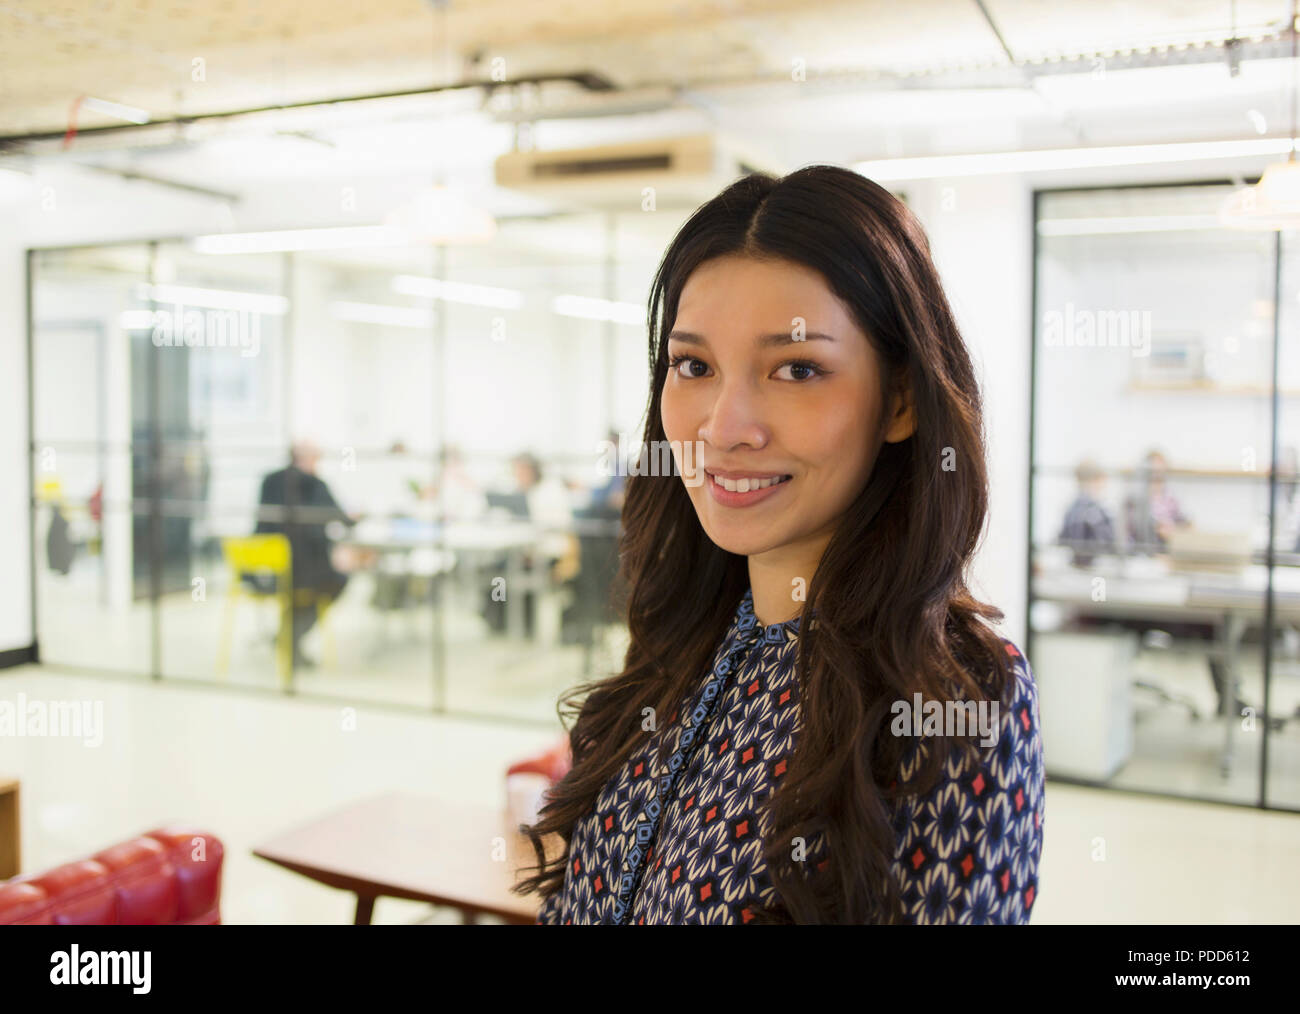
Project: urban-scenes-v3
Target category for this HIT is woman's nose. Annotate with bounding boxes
[699,379,768,449]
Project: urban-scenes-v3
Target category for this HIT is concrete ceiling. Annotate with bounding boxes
[4,0,1300,225]
[1,0,1292,138]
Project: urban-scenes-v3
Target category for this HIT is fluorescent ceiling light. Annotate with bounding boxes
[385,185,497,244]
[853,137,1297,181]
[80,96,149,124]
[1037,215,1224,236]
[329,301,434,328]
[551,294,643,325]
[391,274,523,309]
[192,226,409,255]
[135,283,288,314]
[119,310,156,330]
[1220,157,1300,229]
[1029,60,1277,112]
[0,167,33,204]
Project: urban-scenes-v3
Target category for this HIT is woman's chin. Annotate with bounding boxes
[699,525,785,559]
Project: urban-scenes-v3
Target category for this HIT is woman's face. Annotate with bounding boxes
[660,253,913,563]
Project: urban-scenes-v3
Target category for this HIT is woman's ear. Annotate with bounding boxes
[883,372,916,444]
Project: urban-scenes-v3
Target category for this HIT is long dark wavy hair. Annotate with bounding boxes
[515,164,1017,924]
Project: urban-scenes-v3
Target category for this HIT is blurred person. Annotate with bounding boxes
[428,443,488,522]
[482,452,577,636]
[1124,449,1190,554]
[513,452,577,564]
[1057,458,1116,567]
[591,427,628,516]
[253,439,359,668]
[387,439,427,512]
[1276,444,1300,553]
[1114,448,1248,718]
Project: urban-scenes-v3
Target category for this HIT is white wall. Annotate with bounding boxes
[0,240,30,654]
[907,177,1034,647]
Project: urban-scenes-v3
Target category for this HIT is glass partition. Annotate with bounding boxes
[31,246,154,677]
[1030,182,1296,811]
[27,208,700,724]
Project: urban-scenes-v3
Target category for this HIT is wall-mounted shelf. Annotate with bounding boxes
[1127,380,1300,396]
[1034,465,1296,480]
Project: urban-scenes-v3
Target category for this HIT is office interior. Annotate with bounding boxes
[1,0,1299,924]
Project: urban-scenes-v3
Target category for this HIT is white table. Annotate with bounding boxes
[1034,562,1300,777]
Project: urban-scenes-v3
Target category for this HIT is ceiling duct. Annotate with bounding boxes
[493,132,782,208]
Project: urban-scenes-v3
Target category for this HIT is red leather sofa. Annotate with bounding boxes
[0,827,223,925]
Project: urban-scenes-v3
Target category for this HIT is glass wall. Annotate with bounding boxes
[31,245,154,678]
[28,209,690,723]
[1030,182,1298,811]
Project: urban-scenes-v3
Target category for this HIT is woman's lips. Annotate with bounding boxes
[705,471,792,507]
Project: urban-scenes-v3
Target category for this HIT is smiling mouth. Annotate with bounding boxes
[707,472,793,493]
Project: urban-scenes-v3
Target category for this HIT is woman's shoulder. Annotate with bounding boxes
[944,632,1039,715]
[998,636,1040,722]
[903,633,1044,797]
[972,634,1041,761]
[891,634,1046,922]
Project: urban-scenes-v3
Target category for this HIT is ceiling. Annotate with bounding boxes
[4,0,1300,223]
[1,0,1293,137]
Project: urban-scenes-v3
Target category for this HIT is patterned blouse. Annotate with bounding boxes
[536,586,1045,924]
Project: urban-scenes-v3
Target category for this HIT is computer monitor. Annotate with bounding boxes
[1166,528,1252,575]
[485,491,529,518]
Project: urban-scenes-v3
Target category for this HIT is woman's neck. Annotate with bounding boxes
[747,534,831,626]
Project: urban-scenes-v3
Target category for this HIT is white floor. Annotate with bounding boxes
[0,665,560,924]
[36,563,629,719]
[2,664,1298,923]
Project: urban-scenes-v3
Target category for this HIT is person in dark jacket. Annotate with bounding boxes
[254,440,357,668]
[1057,458,1116,567]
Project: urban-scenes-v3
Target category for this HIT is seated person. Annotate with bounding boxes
[482,453,577,636]
[1123,449,1189,554]
[251,440,357,668]
[1115,450,1245,718]
[1057,459,1116,567]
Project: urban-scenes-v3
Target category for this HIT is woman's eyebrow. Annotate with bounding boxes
[667,330,838,348]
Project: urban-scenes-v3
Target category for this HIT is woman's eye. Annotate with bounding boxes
[668,354,708,378]
[774,360,824,382]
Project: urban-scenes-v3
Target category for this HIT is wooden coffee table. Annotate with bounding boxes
[0,778,18,880]
[252,792,563,924]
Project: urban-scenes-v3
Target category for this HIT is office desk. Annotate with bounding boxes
[1034,563,1300,776]
[342,519,548,641]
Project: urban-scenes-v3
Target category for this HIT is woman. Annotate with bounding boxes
[1123,449,1189,553]
[517,166,1044,924]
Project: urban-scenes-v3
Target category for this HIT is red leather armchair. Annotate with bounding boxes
[505,736,572,826]
[0,827,224,925]
[506,736,572,784]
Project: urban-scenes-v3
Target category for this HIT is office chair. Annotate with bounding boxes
[216,534,336,689]
[1132,628,1204,720]
[568,515,625,676]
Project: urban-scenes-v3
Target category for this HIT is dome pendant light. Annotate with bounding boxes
[1222,0,1300,229]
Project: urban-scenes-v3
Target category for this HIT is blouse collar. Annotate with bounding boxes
[736,587,807,644]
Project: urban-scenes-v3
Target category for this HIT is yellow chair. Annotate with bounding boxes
[36,477,64,504]
[216,534,336,689]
